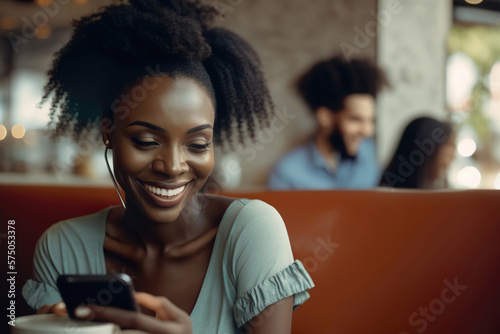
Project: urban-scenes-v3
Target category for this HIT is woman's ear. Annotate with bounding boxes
[315,106,336,131]
[101,118,114,148]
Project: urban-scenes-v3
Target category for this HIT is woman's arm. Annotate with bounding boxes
[240,296,293,334]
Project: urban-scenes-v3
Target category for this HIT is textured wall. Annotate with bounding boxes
[214,0,378,189]
[376,0,452,167]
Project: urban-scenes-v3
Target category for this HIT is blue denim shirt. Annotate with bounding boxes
[268,139,380,189]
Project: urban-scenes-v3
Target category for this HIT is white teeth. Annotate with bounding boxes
[144,184,186,198]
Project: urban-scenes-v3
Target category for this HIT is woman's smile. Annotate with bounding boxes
[110,76,216,223]
[138,179,192,208]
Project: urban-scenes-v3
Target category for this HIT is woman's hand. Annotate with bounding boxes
[37,302,67,316]
[74,292,192,334]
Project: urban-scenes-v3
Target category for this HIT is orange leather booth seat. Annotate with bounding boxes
[1,184,499,334]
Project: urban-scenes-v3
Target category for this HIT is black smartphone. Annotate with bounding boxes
[57,274,139,319]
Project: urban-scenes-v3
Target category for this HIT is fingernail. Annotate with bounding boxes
[75,306,91,318]
[55,302,66,309]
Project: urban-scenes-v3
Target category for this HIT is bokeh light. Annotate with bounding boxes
[490,61,500,100]
[0,124,7,141]
[35,25,52,39]
[457,166,481,188]
[446,53,478,111]
[12,124,26,139]
[495,172,500,190]
[0,16,17,30]
[457,138,477,157]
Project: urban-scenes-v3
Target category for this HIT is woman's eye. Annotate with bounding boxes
[188,142,212,152]
[132,138,158,147]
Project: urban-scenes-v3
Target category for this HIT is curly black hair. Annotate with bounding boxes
[42,0,273,146]
[296,55,389,113]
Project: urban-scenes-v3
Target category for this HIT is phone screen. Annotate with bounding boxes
[57,274,139,319]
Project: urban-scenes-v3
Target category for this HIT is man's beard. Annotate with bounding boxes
[328,129,357,160]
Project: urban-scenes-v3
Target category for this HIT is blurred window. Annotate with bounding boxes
[447,24,500,189]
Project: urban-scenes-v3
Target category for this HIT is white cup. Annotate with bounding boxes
[12,314,119,334]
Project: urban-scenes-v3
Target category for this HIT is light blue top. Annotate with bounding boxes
[22,199,314,334]
[268,139,380,189]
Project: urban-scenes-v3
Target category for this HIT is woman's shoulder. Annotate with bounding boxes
[205,194,284,238]
[32,207,112,275]
[41,207,112,240]
[205,194,280,222]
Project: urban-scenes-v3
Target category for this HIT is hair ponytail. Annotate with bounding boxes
[203,28,273,146]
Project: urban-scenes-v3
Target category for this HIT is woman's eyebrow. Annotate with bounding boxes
[126,121,165,133]
[126,121,212,135]
[186,124,213,134]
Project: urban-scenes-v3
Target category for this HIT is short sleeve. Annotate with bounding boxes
[22,210,108,311]
[22,226,65,310]
[228,200,314,327]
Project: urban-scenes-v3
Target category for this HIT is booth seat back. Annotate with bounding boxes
[1,184,500,334]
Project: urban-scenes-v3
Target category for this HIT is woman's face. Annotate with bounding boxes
[430,131,457,181]
[107,76,215,223]
[436,132,457,170]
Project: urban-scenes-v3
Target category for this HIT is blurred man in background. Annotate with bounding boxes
[268,56,389,189]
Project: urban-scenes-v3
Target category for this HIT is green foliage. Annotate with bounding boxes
[448,25,500,75]
[448,25,500,144]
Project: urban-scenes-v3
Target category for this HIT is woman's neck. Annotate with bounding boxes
[116,194,214,254]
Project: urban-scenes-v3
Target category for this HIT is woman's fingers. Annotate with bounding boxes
[37,304,52,314]
[37,302,67,316]
[72,293,193,334]
[51,302,68,316]
[134,292,187,321]
[74,305,183,334]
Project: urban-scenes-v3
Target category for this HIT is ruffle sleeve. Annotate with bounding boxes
[22,279,63,311]
[233,260,314,328]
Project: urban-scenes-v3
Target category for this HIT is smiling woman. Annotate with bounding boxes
[20,1,314,333]
[111,78,216,224]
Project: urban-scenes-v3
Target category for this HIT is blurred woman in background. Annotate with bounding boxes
[379,116,456,189]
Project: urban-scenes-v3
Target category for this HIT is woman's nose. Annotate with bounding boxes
[152,146,189,176]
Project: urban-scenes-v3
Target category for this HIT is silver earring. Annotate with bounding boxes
[104,142,126,209]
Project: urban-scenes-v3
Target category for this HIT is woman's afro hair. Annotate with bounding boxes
[43,0,273,146]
